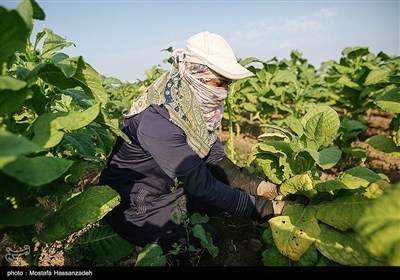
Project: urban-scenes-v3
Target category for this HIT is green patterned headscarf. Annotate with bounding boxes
[123,62,224,158]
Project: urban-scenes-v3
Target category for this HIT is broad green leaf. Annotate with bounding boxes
[135,244,167,266]
[303,147,342,169]
[29,0,45,20]
[375,87,400,114]
[37,186,120,243]
[99,112,132,144]
[342,46,369,60]
[261,124,297,141]
[190,213,209,224]
[64,132,96,157]
[339,166,381,189]
[257,133,288,141]
[256,154,285,184]
[51,103,101,131]
[341,146,367,159]
[272,70,297,84]
[73,61,108,104]
[337,75,362,90]
[248,80,265,95]
[315,193,370,231]
[283,116,303,138]
[251,142,293,182]
[16,0,33,31]
[62,89,92,106]
[302,106,340,149]
[239,57,263,66]
[0,87,31,116]
[17,0,46,21]
[89,125,114,155]
[34,61,79,89]
[61,161,86,185]
[25,85,49,115]
[303,112,325,149]
[362,179,392,199]
[257,141,293,157]
[0,7,29,61]
[30,112,68,148]
[77,225,135,265]
[315,180,347,192]
[41,28,74,58]
[52,55,80,78]
[389,242,400,266]
[0,76,32,115]
[280,173,314,195]
[279,155,295,179]
[0,76,27,91]
[262,226,276,247]
[315,255,342,266]
[367,134,400,157]
[339,118,367,143]
[245,93,258,103]
[102,76,122,85]
[193,224,218,258]
[0,206,49,229]
[243,102,257,112]
[364,67,391,85]
[35,58,108,104]
[32,103,101,148]
[262,246,291,266]
[315,224,375,266]
[0,131,41,169]
[290,244,320,266]
[354,183,400,262]
[262,244,320,266]
[2,156,73,186]
[269,204,320,261]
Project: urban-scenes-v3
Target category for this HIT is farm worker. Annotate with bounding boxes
[99,31,302,256]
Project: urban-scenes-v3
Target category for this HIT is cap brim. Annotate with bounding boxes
[207,59,255,80]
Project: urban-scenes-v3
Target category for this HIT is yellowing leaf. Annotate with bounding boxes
[269,204,320,261]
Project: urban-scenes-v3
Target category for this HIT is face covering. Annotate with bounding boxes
[173,49,229,131]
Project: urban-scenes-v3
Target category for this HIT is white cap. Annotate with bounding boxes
[185,31,254,80]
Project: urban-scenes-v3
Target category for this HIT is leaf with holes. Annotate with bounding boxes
[269,204,320,261]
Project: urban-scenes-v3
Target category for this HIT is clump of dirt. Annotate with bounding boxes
[198,213,265,266]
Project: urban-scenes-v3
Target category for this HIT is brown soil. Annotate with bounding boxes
[1,109,398,268]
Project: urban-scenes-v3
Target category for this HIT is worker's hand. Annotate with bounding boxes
[256,181,279,200]
[251,195,286,222]
[251,194,310,223]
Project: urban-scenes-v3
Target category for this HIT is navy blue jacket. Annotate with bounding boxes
[99,104,255,246]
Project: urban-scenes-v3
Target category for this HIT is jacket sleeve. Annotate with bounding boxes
[205,139,264,196]
[136,105,255,218]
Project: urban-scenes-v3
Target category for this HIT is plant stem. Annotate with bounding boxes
[226,84,236,162]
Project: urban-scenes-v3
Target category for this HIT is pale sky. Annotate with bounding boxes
[2,0,399,82]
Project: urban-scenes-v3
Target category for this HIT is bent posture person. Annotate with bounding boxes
[99,31,301,258]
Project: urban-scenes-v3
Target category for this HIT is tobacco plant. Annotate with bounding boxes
[0,0,122,265]
[248,105,399,265]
